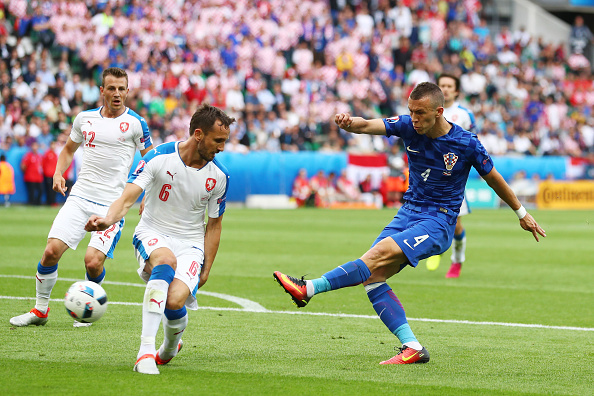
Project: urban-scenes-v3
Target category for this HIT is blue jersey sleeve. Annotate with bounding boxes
[383,115,415,139]
[465,135,493,176]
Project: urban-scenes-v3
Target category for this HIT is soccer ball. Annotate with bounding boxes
[64,281,108,323]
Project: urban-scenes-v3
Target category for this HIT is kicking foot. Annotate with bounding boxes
[73,320,93,328]
[156,340,183,365]
[134,354,159,374]
[380,346,430,365]
[10,308,50,327]
[273,271,310,308]
[445,262,462,278]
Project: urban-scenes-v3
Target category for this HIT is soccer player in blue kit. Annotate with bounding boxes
[273,82,546,365]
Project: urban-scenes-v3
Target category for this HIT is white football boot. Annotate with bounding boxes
[134,355,160,375]
[10,308,50,327]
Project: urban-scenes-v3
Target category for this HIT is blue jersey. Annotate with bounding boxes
[383,115,493,219]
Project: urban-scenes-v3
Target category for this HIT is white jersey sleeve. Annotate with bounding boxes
[69,112,84,144]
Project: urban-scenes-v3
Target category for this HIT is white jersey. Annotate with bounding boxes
[69,107,152,205]
[129,142,229,245]
[443,102,476,132]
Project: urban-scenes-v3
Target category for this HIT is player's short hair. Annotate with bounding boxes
[101,67,128,87]
[437,73,461,92]
[410,82,444,109]
[189,104,236,136]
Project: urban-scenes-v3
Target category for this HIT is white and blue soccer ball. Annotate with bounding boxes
[64,281,108,323]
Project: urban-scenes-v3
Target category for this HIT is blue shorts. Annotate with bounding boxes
[371,205,456,268]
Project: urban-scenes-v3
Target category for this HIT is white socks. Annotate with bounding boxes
[35,270,58,313]
[450,236,466,264]
[138,279,169,359]
[404,341,423,351]
[160,315,188,359]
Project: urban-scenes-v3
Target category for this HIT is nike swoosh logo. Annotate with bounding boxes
[407,146,420,153]
[403,239,414,250]
[281,274,304,296]
[402,351,419,361]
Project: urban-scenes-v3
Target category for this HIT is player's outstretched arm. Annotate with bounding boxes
[200,215,224,289]
[482,168,546,241]
[85,183,144,232]
[334,113,387,135]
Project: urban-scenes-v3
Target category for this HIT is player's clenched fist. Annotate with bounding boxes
[334,113,353,130]
[85,215,110,232]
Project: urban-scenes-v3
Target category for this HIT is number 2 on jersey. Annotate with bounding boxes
[83,131,96,148]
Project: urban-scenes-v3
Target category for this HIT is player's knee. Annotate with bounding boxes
[151,255,177,271]
[165,297,185,311]
[165,290,186,310]
[42,244,62,264]
[84,250,105,273]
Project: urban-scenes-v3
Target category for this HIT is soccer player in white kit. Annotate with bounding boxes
[425,74,477,277]
[10,68,154,327]
[85,104,235,375]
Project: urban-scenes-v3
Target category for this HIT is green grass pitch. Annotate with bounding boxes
[1,206,592,395]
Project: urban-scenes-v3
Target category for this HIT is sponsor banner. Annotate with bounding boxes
[536,181,594,209]
[465,179,500,209]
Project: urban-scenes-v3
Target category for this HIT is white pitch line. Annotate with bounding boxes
[2,276,593,332]
[0,274,267,312]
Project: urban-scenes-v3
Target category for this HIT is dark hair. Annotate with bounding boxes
[102,67,128,87]
[189,104,236,136]
[437,73,461,92]
[0,154,5,161]
[409,82,444,108]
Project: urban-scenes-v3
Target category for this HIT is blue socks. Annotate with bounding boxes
[86,267,106,284]
[454,229,466,240]
[164,306,187,320]
[38,262,57,274]
[150,264,175,283]
[313,259,371,294]
[366,282,418,345]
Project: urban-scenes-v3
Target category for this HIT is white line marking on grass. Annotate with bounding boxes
[0,275,267,312]
[2,276,593,332]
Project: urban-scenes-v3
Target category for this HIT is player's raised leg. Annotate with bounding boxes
[273,258,371,307]
[10,238,68,327]
[135,256,176,375]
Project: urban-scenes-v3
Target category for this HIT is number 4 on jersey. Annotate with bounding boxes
[403,234,429,250]
[421,168,431,182]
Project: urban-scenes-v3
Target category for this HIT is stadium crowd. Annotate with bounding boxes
[0,0,593,205]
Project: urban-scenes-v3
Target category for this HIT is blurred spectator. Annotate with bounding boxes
[358,174,383,209]
[570,15,594,57]
[309,169,330,207]
[292,168,313,207]
[335,169,361,203]
[510,170,540,207]
[0,153,15,206]
[21,141,43,205]
[42,140,58,206]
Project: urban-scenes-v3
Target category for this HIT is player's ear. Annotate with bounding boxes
[194,128,203,142]
[436,107,444,117]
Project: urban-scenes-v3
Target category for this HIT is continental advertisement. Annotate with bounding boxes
[536,181,594,209]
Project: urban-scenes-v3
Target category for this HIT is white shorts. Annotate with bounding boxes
[133,224,203,310]
[458,196,471,217]
[48,195,125,258]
